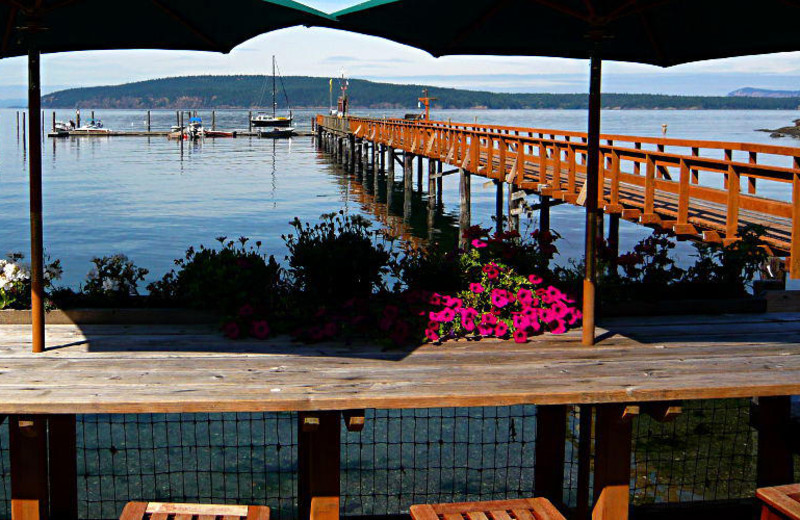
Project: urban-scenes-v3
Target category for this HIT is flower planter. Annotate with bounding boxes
[0,308,216,325]
[601,296,766,317]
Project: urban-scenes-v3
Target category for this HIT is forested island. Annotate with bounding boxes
[42,75,800,110]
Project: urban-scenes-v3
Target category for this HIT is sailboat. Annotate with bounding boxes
[252,56,295,138]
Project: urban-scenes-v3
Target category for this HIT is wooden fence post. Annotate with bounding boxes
[298,411,341,520]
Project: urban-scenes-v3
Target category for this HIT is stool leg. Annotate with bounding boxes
[591,404,632,520]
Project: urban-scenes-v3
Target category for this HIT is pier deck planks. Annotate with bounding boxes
[0,312,799,414]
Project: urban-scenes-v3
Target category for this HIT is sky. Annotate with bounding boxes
[0,0,799,100]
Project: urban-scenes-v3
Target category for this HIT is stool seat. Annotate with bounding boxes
[757,484,800,520]
[120,502,270,520]
[410,498,566,520]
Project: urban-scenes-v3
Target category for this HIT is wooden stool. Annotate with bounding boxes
[121,502,270,520]
[757,484,800,520]
[410,498,566,520]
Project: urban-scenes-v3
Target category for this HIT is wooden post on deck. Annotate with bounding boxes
[756,396,795,488]
[592,404,633,520]
[298,411,341,520]
[211,111,216,131]
[459,168,471,247]
[535,406,567,508]
[582,52,603,346]
[495,180,504,234]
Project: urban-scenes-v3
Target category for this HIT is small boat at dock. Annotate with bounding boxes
[257,126,295,139]
[205,130,237,138]
[73,119,111,135]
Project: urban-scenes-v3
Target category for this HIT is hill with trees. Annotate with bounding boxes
[42,75,800,110]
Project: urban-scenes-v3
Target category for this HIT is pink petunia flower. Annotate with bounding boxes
[549,319,567,335]
[513,329,528,343]
[471,239,488,249]
[425,327,440,342]
[223,321,241,340]
[516,288,534,306]
[238,304,255,318]
[470,282,485,294]
[477,324,495,337]
[440,307,457,322]
[528,274,543,285]
[495,321,509,337]
[250,320,270,340]
[481,313,498,326]
[513,314,530,330]
[490,288,510,308]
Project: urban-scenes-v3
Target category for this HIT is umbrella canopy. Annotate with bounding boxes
[7,0,333,353]
[333,0,800,66]
[332,0,800,347]
[0,0,332,57]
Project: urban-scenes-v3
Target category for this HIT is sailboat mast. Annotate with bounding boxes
[272,55,276,118]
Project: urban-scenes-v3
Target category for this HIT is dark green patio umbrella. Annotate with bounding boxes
[333,0,800,346]
[4,0,333,353]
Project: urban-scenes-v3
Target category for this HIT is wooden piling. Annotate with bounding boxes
[90,110,94,121]
[211,111,215,130]
[379,144,385,172]
[146,110,151,132]
[75,108,80,128]
[388,148,395,176]
[175,111,179,127]
[428,160,437,241]
[248,111,253,133]
[417,155,423,191]
[403,152,413,223]
[608,214,620,267]
[495,180,504,234]
[437,160,443,207]
[51,112,55,132]
[459,168,471,247]
[540,195,551,236]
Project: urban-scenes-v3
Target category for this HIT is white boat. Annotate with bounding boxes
[74,120,111,134]
[258,126,295,139]
[251,56,293,128]
[168,117,204,140]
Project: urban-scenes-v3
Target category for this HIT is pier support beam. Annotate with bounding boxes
[540,195,551,236]
[459,168,471,247]
[428,160,437,241]
[437,161,443,207]
[379,144,386,172]
[417,155,423,191]
[495,180,504,234]
[608,214,620,268]
[403,153,413,223]
[388,148,395,176]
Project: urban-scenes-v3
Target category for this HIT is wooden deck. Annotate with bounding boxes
[1,312,799,414]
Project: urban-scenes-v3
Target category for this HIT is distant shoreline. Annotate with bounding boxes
[39,75,800,112]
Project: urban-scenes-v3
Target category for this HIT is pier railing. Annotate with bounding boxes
[318,114,800,277]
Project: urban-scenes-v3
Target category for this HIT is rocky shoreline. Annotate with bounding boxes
[759,118,800,138]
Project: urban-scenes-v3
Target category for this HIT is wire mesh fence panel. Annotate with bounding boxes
[0,399,793,520]
[76,413,297,520]
[631,399,758,506]
[340,406,539,516]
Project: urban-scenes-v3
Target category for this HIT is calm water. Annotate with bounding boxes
[0,107,798,288]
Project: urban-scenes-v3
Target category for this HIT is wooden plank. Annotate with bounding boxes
[591,404,632,520]
[310,497,339,520]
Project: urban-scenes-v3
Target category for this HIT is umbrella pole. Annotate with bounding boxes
[582,54,602,346]
[28,49,45,353]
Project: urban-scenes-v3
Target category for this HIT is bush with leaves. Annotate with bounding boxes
[0,252,62,310]
[148,236,282,315]
[283,212,395,306]
[84,254,148,302]
[685,224,769,294]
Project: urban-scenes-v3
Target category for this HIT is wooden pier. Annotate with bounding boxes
[315,115,800,277]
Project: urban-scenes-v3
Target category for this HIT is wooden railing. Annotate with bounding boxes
[316,115,800,277]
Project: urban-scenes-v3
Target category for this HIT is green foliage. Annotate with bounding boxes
[685,224,769,292]
[0,252,62,310]
[41,75,800,110]
[148,237,282,314]
[283,212,394,305]
[84,254,148,301]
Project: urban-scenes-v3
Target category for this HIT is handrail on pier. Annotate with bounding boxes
[317,114,800,278]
